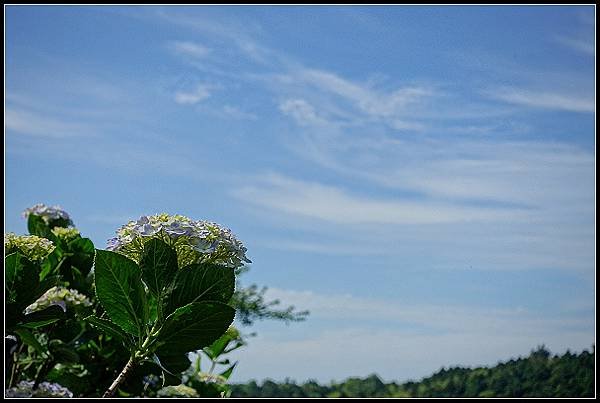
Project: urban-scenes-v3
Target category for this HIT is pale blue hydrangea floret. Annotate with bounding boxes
[106,237,120,250]
[5,381,73,398]
[4,233,56,261]
[107,213,251,268]
[22,203,72,225]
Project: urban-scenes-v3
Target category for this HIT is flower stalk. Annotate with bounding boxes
[103,357,137,398]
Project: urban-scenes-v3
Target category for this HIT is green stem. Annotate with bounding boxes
[102,356,137,398]
[140,322,161,352]
[32,322,59,390]
[52,255,69,276]
[33,359,54,390]
[8,343,25,388]
[103,322,162,397]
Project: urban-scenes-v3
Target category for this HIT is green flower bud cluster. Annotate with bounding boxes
[4,233,56,261]
[51,226,81,243]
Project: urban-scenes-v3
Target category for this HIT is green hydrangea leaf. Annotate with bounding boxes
[27,214,52,238]
[140,238,178,296]
[156,301,235,354]
[94,249,148,337]
[21,305,65,329]
[5,252,40,307]
[84,315,134,347]
[152,350,191,375]
[15,328,47,356]
[69,237,95,275]
[203,327,243,359]
[220,361,238,380]
[49,339,80,363]
[164,263,235,316]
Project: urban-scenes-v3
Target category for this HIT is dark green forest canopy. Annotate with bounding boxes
[230,346,595,398]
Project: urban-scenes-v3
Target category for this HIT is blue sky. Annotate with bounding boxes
[5,6,595,383]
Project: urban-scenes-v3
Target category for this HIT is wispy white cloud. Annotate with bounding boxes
[271,68,435,130]
[276,132,595,213]
[221,105,258,120]
[233,173,529,226]
[264,288,592,336]
[168,40,211,58]
[155,7,594,126]
[486,86,595,113]
[554,9,595,57]
[299,68,434,119]
[254,211,594,274]
[253,238,387,256]
[154,9,272,64]
[279,99,330,127]
[555,36,595,56]
[174,84,212,105]
[6,73,208,179]
[155,10,559,136]
[193,104,258,121]
[234,133,594,273]
[5,107,91,138]
[576,8,595,27]
[365,143,592,209]
[159,27,439,131]
[65,75,130,103]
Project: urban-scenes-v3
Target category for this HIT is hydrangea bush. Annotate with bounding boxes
[5,203,307,398]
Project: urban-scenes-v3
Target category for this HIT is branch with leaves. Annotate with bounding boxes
[90,239,236,397]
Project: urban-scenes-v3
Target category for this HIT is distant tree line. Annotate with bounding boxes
[230,346,595,398]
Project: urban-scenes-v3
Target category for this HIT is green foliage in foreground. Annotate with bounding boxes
[6,205,309,398]
[230,346,595,398]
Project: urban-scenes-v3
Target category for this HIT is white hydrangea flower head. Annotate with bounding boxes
[5,381,73,398]
[4,233,56,261]
[22,203,72,226]
[51,227,81,243]
[107,213,251,268]
[25,286,92,314]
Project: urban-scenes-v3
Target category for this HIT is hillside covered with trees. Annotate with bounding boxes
[231,346,595,398]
